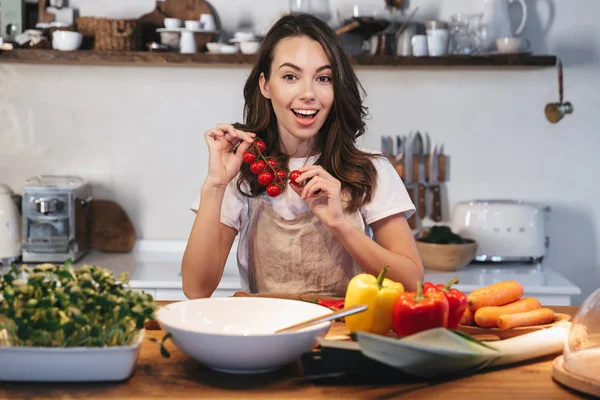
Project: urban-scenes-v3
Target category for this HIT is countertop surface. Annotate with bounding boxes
[0,305,583,400]
[66,240,582,296]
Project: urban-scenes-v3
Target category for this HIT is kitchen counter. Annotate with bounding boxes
[0,305,584,399]
[68,240,581,304]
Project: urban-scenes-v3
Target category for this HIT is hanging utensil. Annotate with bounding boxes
[394,6,419,40]
[545,58,574,124]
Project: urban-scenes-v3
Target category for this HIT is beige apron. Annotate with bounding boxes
[247,195,365,297]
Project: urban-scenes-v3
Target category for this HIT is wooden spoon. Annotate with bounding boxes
[275,304,367,333]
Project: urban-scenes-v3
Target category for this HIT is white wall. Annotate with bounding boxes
[1,0,599,304]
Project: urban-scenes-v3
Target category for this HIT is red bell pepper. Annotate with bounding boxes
[393,281,449,337]
[423,277,468,330]
[317,299,345,311]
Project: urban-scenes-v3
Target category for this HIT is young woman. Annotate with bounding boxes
[182,13,423,299]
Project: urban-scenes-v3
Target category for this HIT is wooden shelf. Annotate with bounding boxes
[0,49,557,68]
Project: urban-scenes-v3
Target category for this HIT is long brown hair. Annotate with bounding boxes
[234,12,381,212]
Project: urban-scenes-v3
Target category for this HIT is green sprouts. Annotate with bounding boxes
[0,260,156,347]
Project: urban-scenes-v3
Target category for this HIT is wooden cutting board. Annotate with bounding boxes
[138,5,171,46]
[159,0,212,22]
[233,292,343,302]
[90,199,136,252]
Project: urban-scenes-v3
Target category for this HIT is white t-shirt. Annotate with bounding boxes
[190,150,415,292]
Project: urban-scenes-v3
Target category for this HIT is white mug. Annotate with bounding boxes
[164,18,181,29]
[185,20,201,31]
[411,35,428,57]
[179,31,197,54]
[426,29,449,56]
[199,14,216,31]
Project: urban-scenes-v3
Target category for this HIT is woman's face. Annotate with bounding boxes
[259,35,334,157]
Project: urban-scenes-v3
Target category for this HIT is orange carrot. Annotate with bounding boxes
[467,280,524,312]
[497,308,555,330]
[474,297,542,327]
[460,307,475,326]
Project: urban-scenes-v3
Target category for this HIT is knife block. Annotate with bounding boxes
[390,154,450,229]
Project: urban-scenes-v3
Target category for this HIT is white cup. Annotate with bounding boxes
[185,20,201,30]
[199,14,216,31]
[496,37,530,53]
[164,18,181,30]
[411,35,428,57]
[426,28,449,56]
[179,31,197,54]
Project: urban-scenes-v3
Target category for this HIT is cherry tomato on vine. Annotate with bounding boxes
[266,184,282,197]
[257,172,274,185]
[275,170,287,182]
[250,160,266,174]
[243,151,257,164]
[266,158,278,168]
[254,140,267,153]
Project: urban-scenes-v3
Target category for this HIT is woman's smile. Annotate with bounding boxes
[291,108,319,126]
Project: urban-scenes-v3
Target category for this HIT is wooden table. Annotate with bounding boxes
[0,306,588,399]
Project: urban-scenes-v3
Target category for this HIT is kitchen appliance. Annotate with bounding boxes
[450,199,549,262]
[21,175,92,263]
[0,183,21,265]
[1,0,25,42]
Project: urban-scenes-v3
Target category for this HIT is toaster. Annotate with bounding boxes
[450,199,550,263]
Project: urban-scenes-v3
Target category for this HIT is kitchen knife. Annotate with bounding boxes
[394,136,405,180]
[403,132,417,229]
[403,131,414,187]
[412,132,426,220]
[429,144,442,222]
[438,143,447,182]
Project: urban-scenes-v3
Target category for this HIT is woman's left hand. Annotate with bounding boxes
[290,165,346,229]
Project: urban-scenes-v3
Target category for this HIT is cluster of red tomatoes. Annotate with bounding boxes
[243,140,301,197]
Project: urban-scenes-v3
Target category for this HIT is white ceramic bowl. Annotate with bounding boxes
[240,40,260,55]
[219,44,238,54]
[164,18,182,29]
[156,297,332,374]
[205,42,221,53]
[52,31,82,51]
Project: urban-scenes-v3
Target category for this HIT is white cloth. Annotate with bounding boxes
[190,149,415,292]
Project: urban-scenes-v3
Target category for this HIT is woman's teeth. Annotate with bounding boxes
[292,109,318,118]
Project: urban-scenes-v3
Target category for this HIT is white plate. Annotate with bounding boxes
[156,27,218,34]
[0,329,145,382]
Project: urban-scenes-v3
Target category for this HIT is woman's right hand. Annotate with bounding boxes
[204,124,256,188]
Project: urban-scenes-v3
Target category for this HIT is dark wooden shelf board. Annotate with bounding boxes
[0,49,557,68]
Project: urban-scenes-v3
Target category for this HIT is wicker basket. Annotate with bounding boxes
[76,17,142,51]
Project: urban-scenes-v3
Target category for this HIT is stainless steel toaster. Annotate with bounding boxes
[450,199,550,263]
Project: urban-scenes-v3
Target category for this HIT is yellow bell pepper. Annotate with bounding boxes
[344,265,404,335]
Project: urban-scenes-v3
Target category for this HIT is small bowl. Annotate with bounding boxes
[164,18,182,29]
[219,44,238,54]
[205,42,221,53]
[416,239,478,271]
[156,297,332,374]
[240,40,260,55]
[52,31,82,51]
